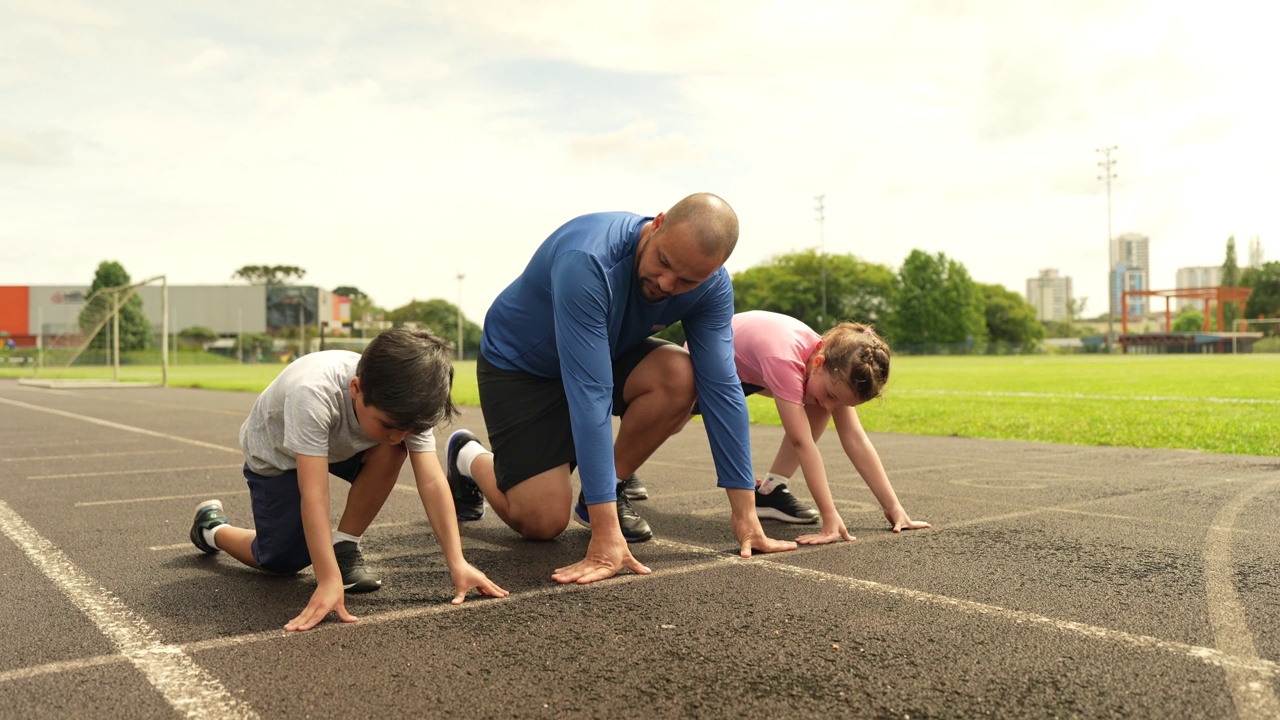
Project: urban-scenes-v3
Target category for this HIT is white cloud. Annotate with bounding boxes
[1,0,1276,324]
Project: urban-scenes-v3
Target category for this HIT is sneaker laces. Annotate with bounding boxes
[615,484,641,518]
[457,477,483,504]
[334,542,366,568]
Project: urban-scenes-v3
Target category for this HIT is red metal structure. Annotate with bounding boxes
[1121,286,1252,334]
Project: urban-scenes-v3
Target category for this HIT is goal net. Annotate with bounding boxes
[25,275,169,388]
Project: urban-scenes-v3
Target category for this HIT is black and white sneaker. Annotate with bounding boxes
[620,473,648,501]
[755,477,819,524]
[333,540,382,593]
[189,499,228,554]
[573,483,653,543]
[446,429,486,521]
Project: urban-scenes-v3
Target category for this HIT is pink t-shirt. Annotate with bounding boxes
[731,311,821,406]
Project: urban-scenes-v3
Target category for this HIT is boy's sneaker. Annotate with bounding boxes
[755,477,820,524]
[573,483,653,543]
[446,429,486,521]
[333,540,382,593]
[620,473,648,501]
[189,499,228,554]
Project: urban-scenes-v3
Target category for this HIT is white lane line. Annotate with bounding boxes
[2,450,185,463]
[83,490,251,509]
[651,538,1280,679]
[182,556,725,653]
[1,555,730,683]
[893,388,1280,405]
[4,532,1277,691]
[0,654,127,682]
[0,397,241,454]
[31,465,241,480]
[0,500,257,719]
[1204,478,1280,719]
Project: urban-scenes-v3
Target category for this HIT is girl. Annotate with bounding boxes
[730,310,929,544]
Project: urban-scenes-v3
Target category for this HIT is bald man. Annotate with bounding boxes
[447,193,796,584]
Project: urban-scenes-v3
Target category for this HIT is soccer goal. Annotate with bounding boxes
[23,275,170,388]
[1231,317,1277,354]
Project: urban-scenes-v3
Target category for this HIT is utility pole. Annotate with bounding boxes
[815,194,827,329]
[1096,146,1118,351]
[456,272,465,361]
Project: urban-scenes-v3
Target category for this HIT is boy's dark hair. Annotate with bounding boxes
[356,327,459,433]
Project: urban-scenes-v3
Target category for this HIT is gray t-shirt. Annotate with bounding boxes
[239,350,437,477]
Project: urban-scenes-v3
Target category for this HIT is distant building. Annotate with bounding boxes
[1247,236,1264,268]
[1174,266,1223,311]
[1026,269,1073,321]
[1111,232,1149,317]
[0,284,349,349]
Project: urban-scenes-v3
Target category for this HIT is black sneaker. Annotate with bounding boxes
[755,477,819,524]
[189,499,228,554]
[446,429,486,521]
[620,473,648,501]
[333,540,382,593]
[573,483,653,543]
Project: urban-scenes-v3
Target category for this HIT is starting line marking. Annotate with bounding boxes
[0,500,256,719]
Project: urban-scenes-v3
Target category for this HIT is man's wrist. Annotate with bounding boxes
[586,501,622,533]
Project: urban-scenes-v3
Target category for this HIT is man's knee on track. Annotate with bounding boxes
[516,512,570,541]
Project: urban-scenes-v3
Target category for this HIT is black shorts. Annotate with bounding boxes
[477,337,674,492]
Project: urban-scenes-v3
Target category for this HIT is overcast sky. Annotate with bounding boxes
[3,0,1275,324]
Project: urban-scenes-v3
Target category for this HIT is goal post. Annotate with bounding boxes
[27,275,169,387]
[1231,317,1277,354]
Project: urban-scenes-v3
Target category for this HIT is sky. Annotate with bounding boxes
[3,0,1277,324]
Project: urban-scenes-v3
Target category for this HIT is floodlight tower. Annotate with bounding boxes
[456,272,465,361]
[1096,145,1118,350]
[815,194,827,328]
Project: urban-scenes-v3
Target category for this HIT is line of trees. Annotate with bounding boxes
[82,236,1280,358]
[729,248,1043,353]
[1222,236,1280,325]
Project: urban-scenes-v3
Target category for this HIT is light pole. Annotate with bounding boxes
[1096,145,1118,351]
[815,194,827,329]
[456,272,465,361]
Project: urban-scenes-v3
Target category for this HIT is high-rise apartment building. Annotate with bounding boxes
[1110,232,1149,317]
[1026,269,1073,321]
[1174,266,1223,311]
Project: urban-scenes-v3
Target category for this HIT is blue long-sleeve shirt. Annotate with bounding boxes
[480,211,754,505]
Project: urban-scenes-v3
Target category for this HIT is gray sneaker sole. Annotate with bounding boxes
[756,507,820,524]
[343,578,383,593]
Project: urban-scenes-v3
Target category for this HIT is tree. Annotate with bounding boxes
[179,325,218,344]
[78,261,152,351]
[1172,306,1205,333]
[731,250,895,331]
[1220,236,1241,331]
[979,283,1044,351]
[1242,261,1280,322]
[386,298,480,356]
[232,265,307,286]
[882,250,987,353]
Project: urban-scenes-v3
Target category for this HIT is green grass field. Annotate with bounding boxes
[4,353,1276,456]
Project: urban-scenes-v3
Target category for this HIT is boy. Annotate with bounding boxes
[189,327,507,632]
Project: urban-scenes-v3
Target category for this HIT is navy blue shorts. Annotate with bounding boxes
[245,450,366,574]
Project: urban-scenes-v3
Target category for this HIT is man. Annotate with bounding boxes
[447,193,796,584]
